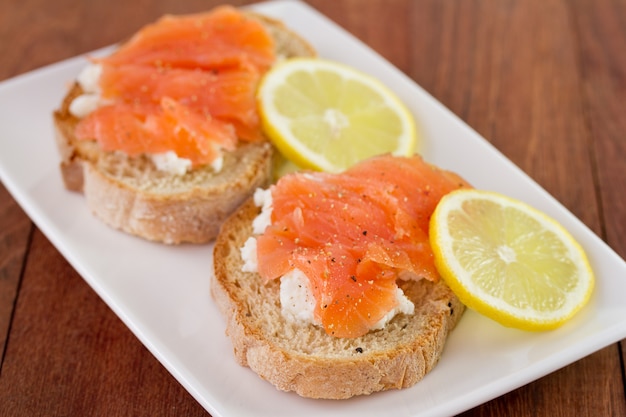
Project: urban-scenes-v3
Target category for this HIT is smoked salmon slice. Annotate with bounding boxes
[97,63,262,141]
[255,154,470,338]
[102,7,275,73]
[74,6,275,167]
[75,98,237,163]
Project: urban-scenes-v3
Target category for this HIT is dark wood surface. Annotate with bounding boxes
[1,0,625,415]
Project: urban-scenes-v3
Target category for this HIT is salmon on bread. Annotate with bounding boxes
[53,6,316,244]
[212,154,469,398]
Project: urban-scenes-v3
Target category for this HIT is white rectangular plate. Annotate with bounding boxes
[1,1,625,416]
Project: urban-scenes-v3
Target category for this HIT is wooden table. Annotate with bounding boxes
[1,0,624,415]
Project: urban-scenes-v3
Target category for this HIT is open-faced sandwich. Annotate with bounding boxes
[53,6,315,243]
[212,154,470,399]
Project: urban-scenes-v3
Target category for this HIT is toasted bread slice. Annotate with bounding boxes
[211,198,465,399]
[52,12,316,244]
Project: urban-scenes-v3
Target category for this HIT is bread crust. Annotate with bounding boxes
[211,199,465,399]
[52,11,315,244]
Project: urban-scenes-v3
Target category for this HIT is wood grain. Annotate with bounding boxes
[0,0,624,416]
[409,0,599,225]
[0,229,208,416]
[572,0,626,259]
[309,0,411,71]
[0,185,31,361]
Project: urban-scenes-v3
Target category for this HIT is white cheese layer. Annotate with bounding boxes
[150,151,193,176]
[77,62,102,93]
[279,269,319,325]
[240,237,258,273]
[240,187,416,331]
[251,187,273,234]
[69,63,107,118]
[69,93,102,118]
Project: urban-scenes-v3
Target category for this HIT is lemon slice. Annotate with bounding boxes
[429,189,594,331]
[257,58,418,173]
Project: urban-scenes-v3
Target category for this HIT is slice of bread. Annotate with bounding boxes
[211,198,465,399]
[52,11,316,244]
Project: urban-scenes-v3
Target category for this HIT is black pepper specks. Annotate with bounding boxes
[355,347,363,353]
